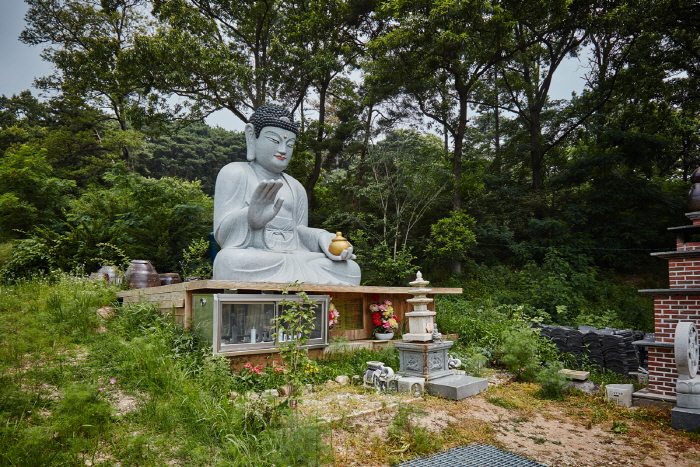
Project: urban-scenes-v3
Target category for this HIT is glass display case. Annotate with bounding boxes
[212,294,329,355]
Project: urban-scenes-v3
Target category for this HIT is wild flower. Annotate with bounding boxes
[244,362,265,375]
[272,360,289,373]
[304,362,319,374]
[109,378,116,384]
[328,302,340,329]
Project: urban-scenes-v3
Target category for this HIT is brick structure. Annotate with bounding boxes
[639,213,700,400]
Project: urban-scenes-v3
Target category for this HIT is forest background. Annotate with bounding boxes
[1,0,699,333]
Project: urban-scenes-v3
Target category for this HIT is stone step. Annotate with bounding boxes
[426,375,488,401]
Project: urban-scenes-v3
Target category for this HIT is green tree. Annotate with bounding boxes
[356,129,451,259]
[365,0,517,211]
[139,122,247,195]
[60,170,213,272]
[21,0,170,166]
[0,146,75,242]
[494,0,589,191]
[2,169,213,277]
[138,0,369,197]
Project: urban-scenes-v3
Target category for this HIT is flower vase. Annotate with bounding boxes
[375,331,394,341]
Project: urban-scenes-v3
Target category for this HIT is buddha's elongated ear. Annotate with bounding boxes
[244,123,256,161]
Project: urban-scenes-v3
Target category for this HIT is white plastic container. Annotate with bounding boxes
[606,383,634,407]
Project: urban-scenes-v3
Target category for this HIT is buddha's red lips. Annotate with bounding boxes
[275,155,286,160]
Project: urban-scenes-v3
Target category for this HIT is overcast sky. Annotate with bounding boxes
[1,0,588,133]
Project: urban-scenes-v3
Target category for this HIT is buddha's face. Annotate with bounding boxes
[252,126,296,174]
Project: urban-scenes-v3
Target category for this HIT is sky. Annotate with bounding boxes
[1,0,588,133]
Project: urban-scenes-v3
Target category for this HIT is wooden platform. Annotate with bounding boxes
[116,280,462,342]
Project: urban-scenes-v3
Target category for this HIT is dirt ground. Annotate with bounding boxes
[300,381,700,467]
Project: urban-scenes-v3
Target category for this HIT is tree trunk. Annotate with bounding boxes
[452,96,467,211]
[530,111,542,192]
[305,81,329,206]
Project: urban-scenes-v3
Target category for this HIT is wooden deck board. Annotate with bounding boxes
[116,280,462,299]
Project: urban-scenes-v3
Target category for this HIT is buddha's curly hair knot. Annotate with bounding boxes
[249,104,299,138]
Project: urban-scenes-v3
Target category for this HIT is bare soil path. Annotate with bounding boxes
[301,381,700,467]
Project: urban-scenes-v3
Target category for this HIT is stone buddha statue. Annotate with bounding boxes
[212,104,361,285]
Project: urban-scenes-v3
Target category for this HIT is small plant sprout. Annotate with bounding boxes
[272,282,319,404]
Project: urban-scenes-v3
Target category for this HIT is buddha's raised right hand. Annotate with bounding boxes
[248,180,284,230]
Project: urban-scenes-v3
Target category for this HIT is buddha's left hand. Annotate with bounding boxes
[319,233,356,261]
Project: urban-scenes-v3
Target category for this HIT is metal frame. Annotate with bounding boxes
[213,294,329,356]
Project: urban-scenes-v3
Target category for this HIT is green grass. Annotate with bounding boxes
[0,274,338,466]
[0,274,415,466]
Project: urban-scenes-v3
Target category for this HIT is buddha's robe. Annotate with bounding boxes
[212,162,361,285]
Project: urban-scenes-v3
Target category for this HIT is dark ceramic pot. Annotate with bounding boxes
[689,184,700,212]
[125,260,160,289]
[96,265,122,286]
[159,273,182,285]
[691,167,700,184]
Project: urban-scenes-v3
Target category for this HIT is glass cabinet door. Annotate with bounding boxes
[220,302,276,345]
[214,294,328,355]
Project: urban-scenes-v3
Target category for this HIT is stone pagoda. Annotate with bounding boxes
[394,272,488,400]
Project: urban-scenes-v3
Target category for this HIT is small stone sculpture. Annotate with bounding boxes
[432,323,442,342]
[212,104,360,285]
[363,361,395,392]
[447,355,462,369]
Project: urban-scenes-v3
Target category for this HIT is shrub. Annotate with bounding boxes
[535,362,570,400]
[500,327,541,382]
[461,347,491,378]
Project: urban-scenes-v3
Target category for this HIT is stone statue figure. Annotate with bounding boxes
[212,104,361,285]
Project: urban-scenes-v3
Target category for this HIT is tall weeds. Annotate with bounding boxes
[0,274,333,466]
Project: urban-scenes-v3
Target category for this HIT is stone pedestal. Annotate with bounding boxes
[672,407,700,431]
[394,341,455,380]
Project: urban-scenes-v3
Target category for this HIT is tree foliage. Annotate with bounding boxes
[4,0,700,329]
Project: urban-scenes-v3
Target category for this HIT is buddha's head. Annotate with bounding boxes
[245,104,299,174]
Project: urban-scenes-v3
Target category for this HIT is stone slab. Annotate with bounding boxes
[672,406,700,431]
[426,375,488,400]
[401,333,433,342]
[559,369,590,381]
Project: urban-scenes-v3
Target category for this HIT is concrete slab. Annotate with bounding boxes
[632,389,675,411]
[426,375,488,400]
[559,369,590,380]
[672,406,700,431]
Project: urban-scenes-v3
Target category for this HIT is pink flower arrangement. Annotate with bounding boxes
[370,300,398,334]
[329,301,340,329]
